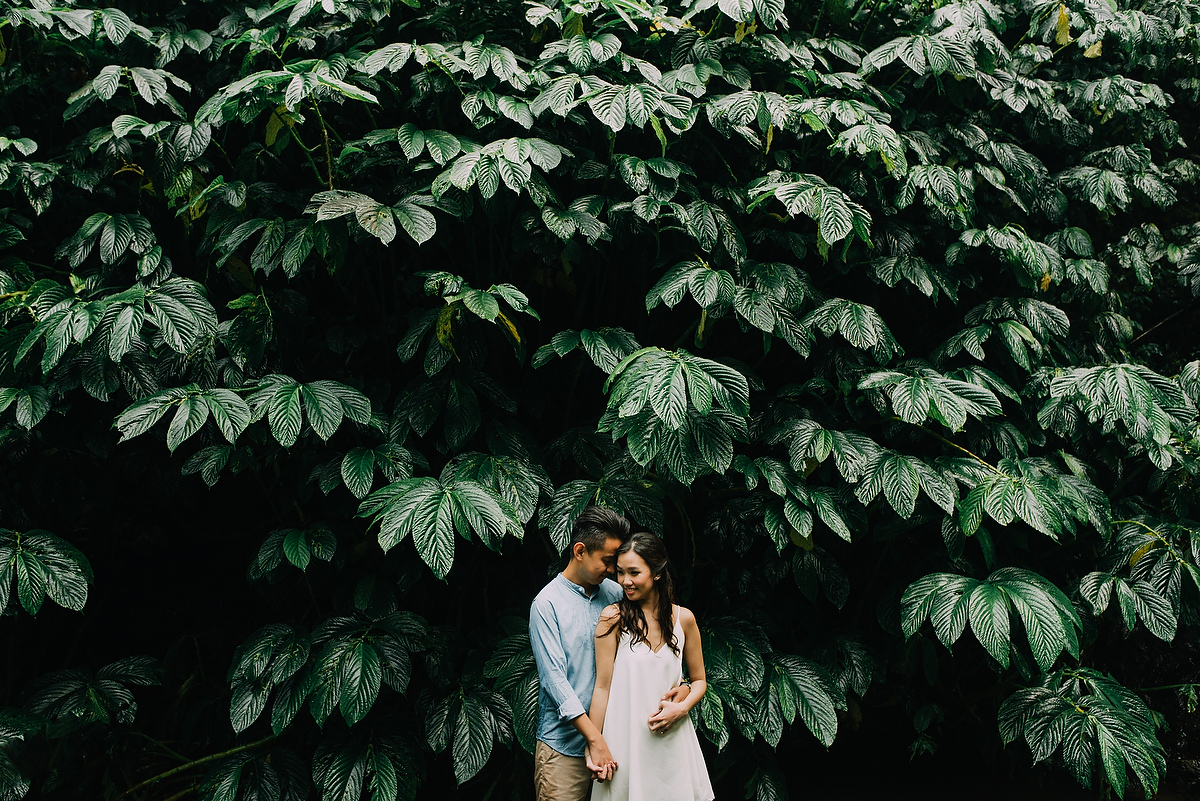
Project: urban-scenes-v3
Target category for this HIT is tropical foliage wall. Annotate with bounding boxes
[0,0,1198,798]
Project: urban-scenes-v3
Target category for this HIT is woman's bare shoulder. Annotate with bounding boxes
[677,606,698,627]
[595,604,621,639]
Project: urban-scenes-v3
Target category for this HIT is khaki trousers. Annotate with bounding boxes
[534,740,592,801]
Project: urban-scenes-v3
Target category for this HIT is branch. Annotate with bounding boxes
[309,101,335,190]
[114,735,276,800]
[160,787,197,801]
[1128,296,1200,347]
[271,108,325,187]
[901,418,1005,476]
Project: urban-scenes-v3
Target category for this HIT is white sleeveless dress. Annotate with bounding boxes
[592,610,715,801]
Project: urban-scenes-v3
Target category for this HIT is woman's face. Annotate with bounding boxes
[617,550,657,602]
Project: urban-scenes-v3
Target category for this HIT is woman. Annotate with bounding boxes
[588,532,714,801]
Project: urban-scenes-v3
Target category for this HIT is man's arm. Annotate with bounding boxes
[649,608,707,733]
[528,599,611,776]
[571,710,613,780]
[528,598,587,723]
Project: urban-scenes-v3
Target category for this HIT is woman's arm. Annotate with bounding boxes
[589,605,620,735]
[648,607,707,732]
[677,607,707,711]
[585,605,621,780]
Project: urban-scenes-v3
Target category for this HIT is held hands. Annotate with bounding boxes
[585,740,617,782]
[648,683,691,733]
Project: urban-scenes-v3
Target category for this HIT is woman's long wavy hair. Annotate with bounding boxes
[608,532,679,656]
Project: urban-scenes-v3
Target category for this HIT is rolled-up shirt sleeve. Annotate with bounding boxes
[529,597,586,721]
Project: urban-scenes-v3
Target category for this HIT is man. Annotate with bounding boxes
[529,507,687,801]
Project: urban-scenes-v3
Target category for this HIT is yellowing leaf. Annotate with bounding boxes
[649,113,668,159]
[1083,41,1102,58]
[1040,273,1052,292]
[496,311,520,344]
[1055,5,1071,46]
[694,308,709,347]
[436,302,459,357]
[265,106,294,146]
[1128,541,1155,567]
[226,257,255,292]
[186,182,209,220]
[790,527,814,550]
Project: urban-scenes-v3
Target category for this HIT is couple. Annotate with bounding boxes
[529,507,714,801]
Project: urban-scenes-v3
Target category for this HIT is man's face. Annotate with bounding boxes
[578,536,623,586]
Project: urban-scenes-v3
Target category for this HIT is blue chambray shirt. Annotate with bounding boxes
[529,574,623,757]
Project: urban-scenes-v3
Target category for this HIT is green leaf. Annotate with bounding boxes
[460,289,500,321]
[301,382,345,441]
[360,477,514,579]
[356,204,397,245]
[906,569,1081,672]
[452,694,493,784]
[13,387,50,430]
[773,655,843,746]
[18,536,88,614]
[14,552,46,615]
[200,754,250,801]
[393,198,437,245]
[339,642,382,726]
[734,288,775,332]
[268,383,304,448]
[968,583,1011,667]
[342,448,377,499]
[166,395,209,453]
[718,0,755,23]
[282,529,311,570]
[229,680,272,735]
[425,131,461,165]
[146,278,218,353]
[202,390,252,443]
[396,123,426,160]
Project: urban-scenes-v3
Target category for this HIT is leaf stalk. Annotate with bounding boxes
[114,734,277,800]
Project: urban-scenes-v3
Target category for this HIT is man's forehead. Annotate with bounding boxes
[596,536,623,555]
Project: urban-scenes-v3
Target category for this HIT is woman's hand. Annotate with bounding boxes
[585,740,617,781]
[647,700,688,733]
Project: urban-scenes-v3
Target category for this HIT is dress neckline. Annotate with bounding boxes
[635,606,680,656]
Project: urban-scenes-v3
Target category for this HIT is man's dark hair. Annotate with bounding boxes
[568,506,630,553]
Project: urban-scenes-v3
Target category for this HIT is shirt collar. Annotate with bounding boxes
[557,573,599,599]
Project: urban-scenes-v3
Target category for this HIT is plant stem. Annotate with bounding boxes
[1111,519,1165,539]
[310,100,335,190]
[903,418,1005,475]
[1127,296,1200,347]
[277,114,326,187]
[810,0,825,38]
[128,731,193,763]
[114,735,277,800]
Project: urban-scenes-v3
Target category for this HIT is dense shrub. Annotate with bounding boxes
[0,0,1198,797]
